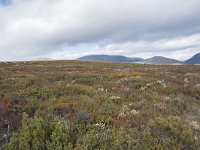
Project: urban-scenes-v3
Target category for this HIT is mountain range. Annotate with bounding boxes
[141,56,183,64]
[78,53,200,64]
[78,55,144,63]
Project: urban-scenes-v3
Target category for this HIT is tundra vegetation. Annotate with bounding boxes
[0,60,200,149]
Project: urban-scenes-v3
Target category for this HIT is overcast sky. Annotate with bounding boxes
[0,0,200,61]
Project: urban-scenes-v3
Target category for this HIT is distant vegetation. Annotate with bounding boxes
[0,60,200,149]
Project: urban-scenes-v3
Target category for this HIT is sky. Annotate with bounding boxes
[0,0,200,61]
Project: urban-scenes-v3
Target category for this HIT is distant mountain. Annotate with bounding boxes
[142,56,183,64]
[185,53,200,64]
[129,57,144,62]
[78,55,144,62]
[31,57,53,61]
[78,53,200,64]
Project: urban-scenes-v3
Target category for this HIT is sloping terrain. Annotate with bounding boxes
[142,56,183,64]
[185,53,200,64]
[78,55,144,62]
[78,54,200,65]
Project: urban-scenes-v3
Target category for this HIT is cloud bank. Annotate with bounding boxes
[0,0,200,61]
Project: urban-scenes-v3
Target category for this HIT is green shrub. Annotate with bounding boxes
[66,84,96,97]
[3,113,72,150]
[148,116,198,149]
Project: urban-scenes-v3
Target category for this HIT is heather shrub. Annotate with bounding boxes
[3,113,72,150]
[148,116,198,149]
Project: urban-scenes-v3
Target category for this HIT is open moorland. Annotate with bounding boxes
[0,61,200,149]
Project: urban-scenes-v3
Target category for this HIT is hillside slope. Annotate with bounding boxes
[78,55,144,62]
[185,53,200,64]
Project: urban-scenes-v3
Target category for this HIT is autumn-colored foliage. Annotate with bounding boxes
[0,61,200,149]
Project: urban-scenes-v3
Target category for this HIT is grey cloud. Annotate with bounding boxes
[0,0,200,60]
[92,34,200,60]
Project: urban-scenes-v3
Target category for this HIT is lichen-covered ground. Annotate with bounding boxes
[0,61,200,149]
